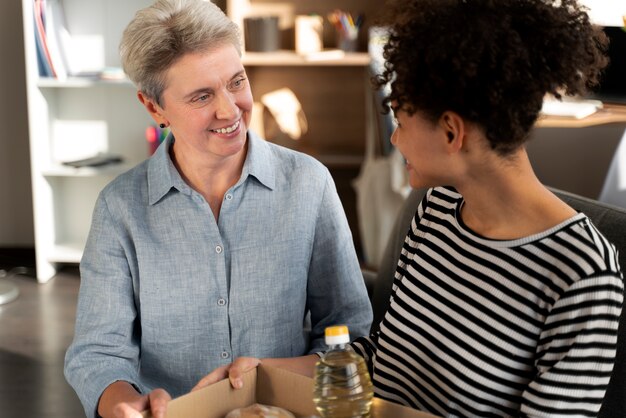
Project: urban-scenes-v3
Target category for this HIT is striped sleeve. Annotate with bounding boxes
[521,274,623,417]
[392,189,432,297]
[350,332,381,376]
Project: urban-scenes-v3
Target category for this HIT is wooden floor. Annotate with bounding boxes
[0,266,85,418]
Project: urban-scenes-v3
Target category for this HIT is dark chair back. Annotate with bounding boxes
[369,187,626,417]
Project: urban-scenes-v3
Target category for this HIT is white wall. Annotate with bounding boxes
[580,0,626,26]
[0,2,34,246]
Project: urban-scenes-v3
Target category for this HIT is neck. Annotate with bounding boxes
[454,148,576,239]
[170,141,247,220]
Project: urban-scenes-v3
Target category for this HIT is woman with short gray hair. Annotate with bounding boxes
[64,1,372,417]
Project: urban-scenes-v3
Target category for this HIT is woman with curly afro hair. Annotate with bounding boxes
[199,1,623,416]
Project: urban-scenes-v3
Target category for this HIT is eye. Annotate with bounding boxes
[229,77,247,90]
[191,92,213,106]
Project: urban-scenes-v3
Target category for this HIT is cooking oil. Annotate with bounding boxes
[313,325,374,418]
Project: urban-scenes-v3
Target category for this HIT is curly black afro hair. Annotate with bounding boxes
[375,0,608,155]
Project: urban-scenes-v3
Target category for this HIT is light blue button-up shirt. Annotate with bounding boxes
[64,131,372,417]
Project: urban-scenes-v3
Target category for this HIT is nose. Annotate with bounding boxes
[215,91,238,120]
[390,127,398,146]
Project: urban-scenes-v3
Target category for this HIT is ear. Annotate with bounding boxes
[137,91,167,126]
[439,111,465,153]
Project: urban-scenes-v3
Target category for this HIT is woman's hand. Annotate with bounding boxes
[191,357,261,392]
[98,381,171,418]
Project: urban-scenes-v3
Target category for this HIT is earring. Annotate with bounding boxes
[159,123,166,129]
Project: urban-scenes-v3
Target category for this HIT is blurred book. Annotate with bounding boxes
[44,0,73,79]
[33,0,55,77]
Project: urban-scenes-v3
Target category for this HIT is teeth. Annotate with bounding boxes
[212,120,239,134]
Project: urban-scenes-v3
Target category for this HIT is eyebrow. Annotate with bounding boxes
[183,70,246,100]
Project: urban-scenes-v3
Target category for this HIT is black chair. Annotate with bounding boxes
[365,187,626,417]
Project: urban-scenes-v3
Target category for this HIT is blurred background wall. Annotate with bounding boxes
[0,1,34,247]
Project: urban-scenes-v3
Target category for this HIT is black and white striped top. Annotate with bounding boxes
[352,187,623,417]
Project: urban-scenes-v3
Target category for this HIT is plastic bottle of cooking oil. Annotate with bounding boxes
[313,325,374,418]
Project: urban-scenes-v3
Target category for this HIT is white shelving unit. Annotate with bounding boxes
[21,0,154,282]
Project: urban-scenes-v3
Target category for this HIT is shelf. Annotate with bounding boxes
[536,104,626,128]
[41,163,132,177]
[48,243,83,264]
[242,50,370,67]
[37,77,133,88]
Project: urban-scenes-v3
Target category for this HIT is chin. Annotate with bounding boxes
[408,176,439,190]
[220,130,248,155]
[408,177,425,189]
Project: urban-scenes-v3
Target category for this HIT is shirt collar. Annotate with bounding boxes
[240,129,276,191]
[147,130,276,206]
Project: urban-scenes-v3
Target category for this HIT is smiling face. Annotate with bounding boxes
[146,43,253,165]
[391,108,453,189]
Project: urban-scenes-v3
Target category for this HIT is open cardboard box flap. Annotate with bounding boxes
[142,364,438,418]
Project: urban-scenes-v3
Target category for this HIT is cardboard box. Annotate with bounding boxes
[142,364,439,418]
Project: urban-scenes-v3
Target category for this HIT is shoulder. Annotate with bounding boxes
[267,141,328,172]
[417,186,461,217]
[262,140,332,189]
[98,159,149,209]
[429,186,462,204]
[563,216,624,279]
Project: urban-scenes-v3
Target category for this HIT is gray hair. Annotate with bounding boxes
[120,0,241,106]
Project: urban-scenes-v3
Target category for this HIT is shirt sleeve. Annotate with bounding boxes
[64,192,142,418]
[349,331,381,376]
[520,274,623,417]
[305,168,373,352]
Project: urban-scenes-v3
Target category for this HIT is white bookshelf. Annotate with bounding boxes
[21,0,154,282]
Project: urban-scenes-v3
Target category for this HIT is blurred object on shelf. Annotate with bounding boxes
[328,10,362,52]
[261,88,308,140]
[295,15,323,55]
[61,153,123,168]
[99,67,126,81]
[146,125,170,155]
[541,96,602,119]
[52,120,108,163]
[244,16,280,52]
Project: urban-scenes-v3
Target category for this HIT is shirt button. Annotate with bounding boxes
[215,245,223,254]
[221,351,230,359]
[217,298,226,306]
[225,194,233,201]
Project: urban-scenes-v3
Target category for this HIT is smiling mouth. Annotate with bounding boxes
[210,120,240,134]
